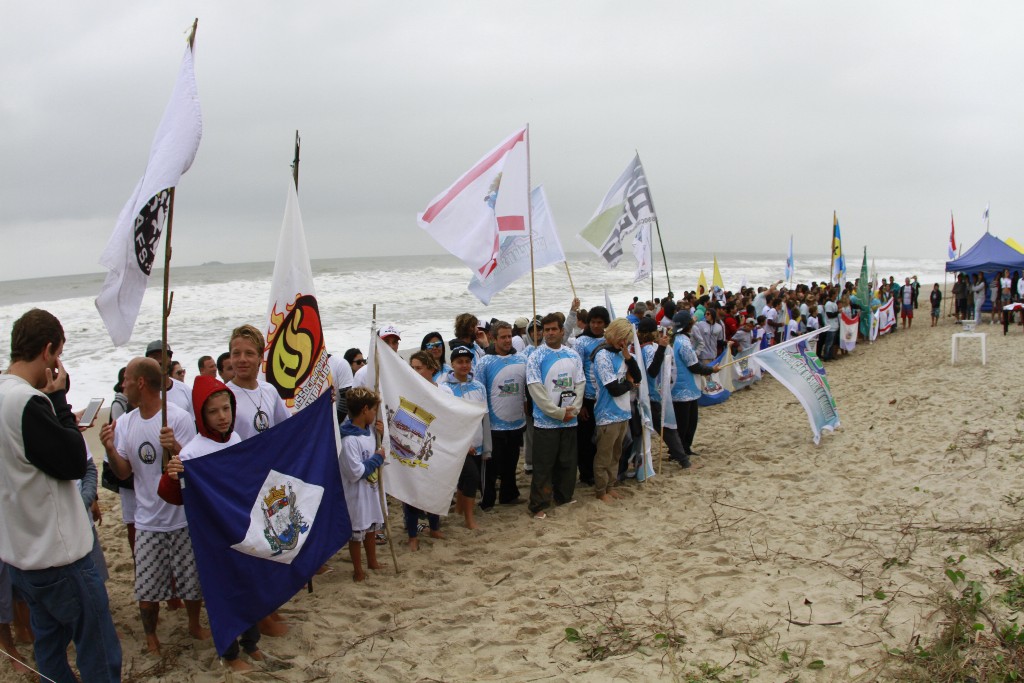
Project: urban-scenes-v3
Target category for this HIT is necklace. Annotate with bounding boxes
[241,385,270,432]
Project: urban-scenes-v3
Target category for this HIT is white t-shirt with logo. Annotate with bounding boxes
[227,380,291,441]
[114,403,196,532]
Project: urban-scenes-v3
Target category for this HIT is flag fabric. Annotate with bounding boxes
[877,298,896,336]
[948,212,957,260]
[578,154,657,269]
[728,346,761,391]
[374,336,487,516]
[631,328,656,483]
[632,222,653,284]
[856,247,872,338]
[983,202,990,224]
[869,307,880,341]
[831,212,846,284]
[181,392,349,655]
[751,328,839,445]
[468,186,566,305]
[839,311,859,351]
[784,235,794,283]
[697,269,708,296]
[95,44,203,346]
[697,348,730,406]
[604,288,616,320]
[870,257,878,294]
[263,178,332,413]
[658,349,677,430]
[418,127,529,282]
[712,255,725,289]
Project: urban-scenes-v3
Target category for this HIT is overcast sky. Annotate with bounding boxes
[2,2,1022,282]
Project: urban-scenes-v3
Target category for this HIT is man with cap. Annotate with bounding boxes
[511,317,530,353]
[730,316,756,354]
[145,340,192,416]
[353,324,401,389]
[669,310,720,467]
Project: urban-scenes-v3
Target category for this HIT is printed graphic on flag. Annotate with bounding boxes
[230,469,324,565]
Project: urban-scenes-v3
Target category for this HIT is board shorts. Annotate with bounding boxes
[134,527,202,602]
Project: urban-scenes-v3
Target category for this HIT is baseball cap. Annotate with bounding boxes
[514,317,529,329]
[377,324,401,340]
[450,345,474,361]
[146,340,172,357]
[672,310,693,330]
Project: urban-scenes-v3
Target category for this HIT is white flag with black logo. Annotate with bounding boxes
[95,42,203,346]
[579,154,658,269]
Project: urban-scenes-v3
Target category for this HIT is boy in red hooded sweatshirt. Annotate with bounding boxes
[160,375,265,673]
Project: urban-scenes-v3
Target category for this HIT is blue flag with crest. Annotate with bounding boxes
[181,392,350,655]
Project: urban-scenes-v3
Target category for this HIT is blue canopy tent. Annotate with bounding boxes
[945,233,1024,312]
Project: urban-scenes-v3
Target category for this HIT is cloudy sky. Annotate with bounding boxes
[2,2,1022,282]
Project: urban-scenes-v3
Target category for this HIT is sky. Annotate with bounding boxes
[2,2,1023,282]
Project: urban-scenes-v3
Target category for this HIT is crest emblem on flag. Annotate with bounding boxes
[134,190,171,275]
[231,469,324,564]
[386,397,437,468]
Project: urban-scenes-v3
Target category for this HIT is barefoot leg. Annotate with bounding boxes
[349,539,366,582]
[140,601,161,654]
[185,600,211,640]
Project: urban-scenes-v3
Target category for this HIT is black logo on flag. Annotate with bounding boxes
[134,189,171,275]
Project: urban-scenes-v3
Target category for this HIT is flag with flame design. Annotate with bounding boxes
[263,177,332,412]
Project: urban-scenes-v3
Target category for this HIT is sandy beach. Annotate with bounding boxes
[4,311,1022,682]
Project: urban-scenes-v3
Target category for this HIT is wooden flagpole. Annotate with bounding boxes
[563,261,577,300]
[371,304,400,575]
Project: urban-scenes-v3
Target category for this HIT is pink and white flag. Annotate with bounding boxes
[417,127,529,282]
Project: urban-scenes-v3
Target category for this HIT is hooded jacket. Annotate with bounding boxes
[158,375,238,505]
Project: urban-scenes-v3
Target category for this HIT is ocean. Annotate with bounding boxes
[0,251,947,410]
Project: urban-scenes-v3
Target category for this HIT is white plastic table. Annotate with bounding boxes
[951,332,986,365]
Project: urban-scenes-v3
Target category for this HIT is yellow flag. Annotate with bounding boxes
[697,269,708,295]
[712,255,724,289]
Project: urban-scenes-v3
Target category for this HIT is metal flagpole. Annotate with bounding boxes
[371,304,400,575]
[291,130,300,189]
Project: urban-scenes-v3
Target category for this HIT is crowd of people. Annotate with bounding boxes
[0,273,956,679]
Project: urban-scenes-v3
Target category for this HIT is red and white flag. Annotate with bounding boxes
[948,212,957,260]
[417,127,529,281]
[95,40,203,346]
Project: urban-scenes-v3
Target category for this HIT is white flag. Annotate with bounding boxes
[95,44,203,346]
[578,154,657,269]
[632,222,653,283]
[263,178,332,413]
[418,127,529,282]
[631,328,656,482]
[372,336,487,516]
[468,185,566,305]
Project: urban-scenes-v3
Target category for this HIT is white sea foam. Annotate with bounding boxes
[0,252,948,410]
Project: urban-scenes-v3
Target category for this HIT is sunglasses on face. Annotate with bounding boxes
[425,341,443,350]
[353,359,367,366]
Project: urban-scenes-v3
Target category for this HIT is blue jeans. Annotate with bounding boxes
[9,554,121,683]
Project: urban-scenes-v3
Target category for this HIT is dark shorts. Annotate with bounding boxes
[458,453,482,497]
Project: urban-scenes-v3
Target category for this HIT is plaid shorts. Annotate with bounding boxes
[134,527,202,602]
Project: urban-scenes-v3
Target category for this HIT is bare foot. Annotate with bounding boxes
[145,635,161,655]
[608,489,623,499]
[248,650,265,662]
[407,538,419,551]
[6,654,31,675]
[428,530,444,539]
[269,610,287,623]
[166,598,184,611]
[464,520,480,530]
[367,561,386,571]
[597,494,613,504]
[315,563,332,575]
[225,658,254,672]
[353,571,366,583]
[189,625,211,640]
[258,616,289,637]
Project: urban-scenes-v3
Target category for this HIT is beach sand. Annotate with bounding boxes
[4,311,1023,682]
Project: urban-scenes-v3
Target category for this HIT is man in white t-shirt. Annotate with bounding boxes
[100,357,206,655]
[225,325,290,441]
[352,324,401,389]
[327,352,354,421]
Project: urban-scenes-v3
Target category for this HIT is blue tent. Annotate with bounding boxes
[945,233,1024,313]
[945,233,1024,274]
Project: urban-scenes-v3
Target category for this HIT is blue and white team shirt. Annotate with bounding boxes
[671,334,701,402]
[438,373,488,454]
[592,348,632,426]
[525,345,584,430]
[475,353,527,431]
[573,334,603,400]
